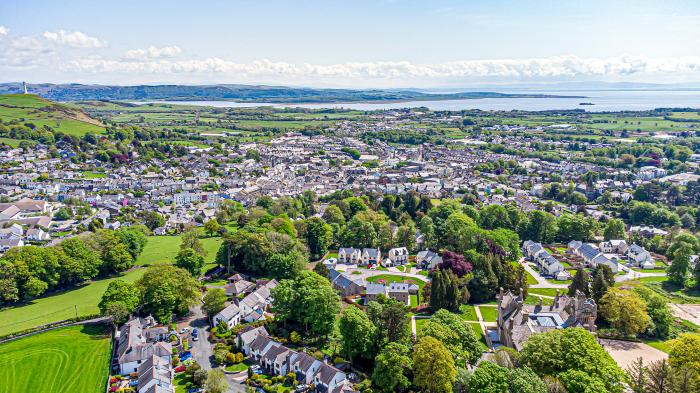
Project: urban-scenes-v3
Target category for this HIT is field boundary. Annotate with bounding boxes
[0,315,110,345]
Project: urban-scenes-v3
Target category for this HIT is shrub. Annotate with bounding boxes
[290,331,301,344]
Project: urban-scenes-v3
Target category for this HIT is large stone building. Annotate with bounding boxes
[496,288,597,351]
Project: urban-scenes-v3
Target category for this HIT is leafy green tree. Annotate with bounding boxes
[175,248,206,277]
[322,205,345,225]
[271,271,341,336]
[94,230,134,274]
[338,306,376,361]
[429,269,460,312]
[419,215,436,250]
[202,288,227,319]
[520,328,625,393]
[668,333,700,382]
[181,226,206,256]
[205,369,229,393]
[669,243,693,286]
[556,214,596,242]
[98,279,140,324]
[372,342,412,392]
[468,361,510,393]
[441,213,479,253]
[558,369,609,393]
[140,210,165,230]
[479,204,512,230]
[467,252,499,303]
[305,217,332,260]
[53,207,72,220]
[599,288,650,336]
[413,336,456,393]
[59,237,101,283]
[204,219,221,237]
[418,309,482,365]
[116,227,148,258]
[136,265,199,323]
[591,265,614,302]
[520,210,558,244]
[604,218,626,241]
[509,367,548,393]
[633,286,673,339]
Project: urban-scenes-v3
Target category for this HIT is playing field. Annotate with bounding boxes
[0,325,112,393]
[135,234,222,269]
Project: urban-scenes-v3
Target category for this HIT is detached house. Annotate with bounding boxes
[386,247,409,266]
[329,269,365,297]
[360,248,381,266]
[599,240,628,254]
[626,244,655,269]
[416,250,442,270]
[338,248,361,264]
[116,317,173,374]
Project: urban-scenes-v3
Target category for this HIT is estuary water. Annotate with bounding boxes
[133,89,700,112]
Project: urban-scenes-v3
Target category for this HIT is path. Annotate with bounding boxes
[187,303,215,370]
[521,260,568,289]
[670,303,700,326]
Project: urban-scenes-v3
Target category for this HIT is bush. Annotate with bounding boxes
[290,331,301,344]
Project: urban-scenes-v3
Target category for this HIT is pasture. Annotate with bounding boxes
[0,325,111,393]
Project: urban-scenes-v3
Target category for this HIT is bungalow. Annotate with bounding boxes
[338,248,361,264]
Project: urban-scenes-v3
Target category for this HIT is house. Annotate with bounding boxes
[26,227,50,241]
[364,282,411,305]
[213,303,241,330]
[239,279,278,322]
[329,269,365,297]
[116,317,173,374]
[241,328,355,393]
[361,248,381,266]
[338,248,361,264]
[387,282,411,305]
[136,355,174,393]
[626,244,655,269]
[237,326,269,354]
[496,288,597,351]
[569,242,618,273]
[0,238,23,251]
[629,225,668,238]
[416,250,442,270]
[522,240,564,277]
[365,283,387,304]
[224,279,255,297]
[387,247,409,266]
[599,239,628,254]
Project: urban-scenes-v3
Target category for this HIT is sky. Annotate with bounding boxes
[2,0,700,88]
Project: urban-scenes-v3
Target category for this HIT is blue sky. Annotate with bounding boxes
[1,0,700,87]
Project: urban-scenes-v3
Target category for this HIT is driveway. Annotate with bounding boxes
[670,303,700,326]
[599,338,668,368]
[336,264,429,282]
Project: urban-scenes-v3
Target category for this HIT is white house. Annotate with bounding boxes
[361,248,381,266]
[387,247,409,266]
[599,239,628,254]
[213,303,241,330]
[626,244,655,269]
[338,247,361,264]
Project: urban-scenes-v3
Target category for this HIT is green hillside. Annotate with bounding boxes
[0,94,105,138]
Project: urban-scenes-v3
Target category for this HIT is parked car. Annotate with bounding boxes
[180,327,190,334]
[295,384,309,392]
[192,328,198,335]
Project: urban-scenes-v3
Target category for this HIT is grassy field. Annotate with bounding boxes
[0,94,105,137]
[366,274,426,306]
[0,269,144,337]
[135,234,223,269]
[0,325,111,393]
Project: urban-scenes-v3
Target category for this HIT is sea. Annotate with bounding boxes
[133,89,700,112]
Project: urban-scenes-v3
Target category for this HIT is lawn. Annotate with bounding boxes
[225,360,251,373]
[366,274,426,306]
[478,305,498,322]
[0,325,111,393]
[523,269,538,285]
[0,268,144,336]
[135,234,222,269]
[527,288,559,297]
[458,304,479,321]
[469,322,489,351]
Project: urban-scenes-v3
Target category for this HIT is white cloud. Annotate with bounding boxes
[42,30,105,48]
[125,45,182,59]
[0,26,9,36]
[59,54,700,81]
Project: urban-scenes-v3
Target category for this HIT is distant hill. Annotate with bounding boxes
[0,83,581,103]
[0,94,105,137]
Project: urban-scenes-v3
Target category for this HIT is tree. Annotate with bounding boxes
[115,227,148,259]
[479,204,512,230]
[468,361,510,393]
[429,269,460,312]
[603,218,625,241]
[413,336,456,393]
[599,288,651,336]
[668,333,700,381]
[558,369,609,393]
[520,328,625,393]
[419,215,436,250]
[395,223,416,252]
[338,306,375,362]
[467,253,499,303]
[98,279,140,324]
[140,210,165,230]
[567,267,590,297]
[205,369,229,393]
[271,271,341,336]
[669,243,693,286]
[59,237,101,283]
[371,343,412,392]
[647,359,674,393]
[94,230,134,274]
[175,248,206,277]
[322,205,345,225]
[626,357,648,393]
[591,265,614,302]
[509,367,548,393]
[418,309,482,365]
[137,265,200,323]
[204,219,221,237]
[305,217,332,260]
[202,288,227,319]
[520,210,558,244]
[181,226,206,256]
[634,286,673,339]
[53,207,72,221]
[437,251,472,277]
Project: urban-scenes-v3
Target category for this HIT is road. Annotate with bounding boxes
[335,264,429,282]
[188,303,215,370]
[522,259,666,289]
